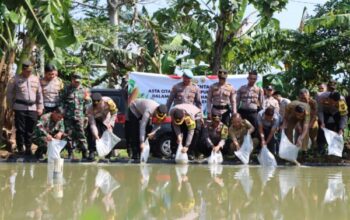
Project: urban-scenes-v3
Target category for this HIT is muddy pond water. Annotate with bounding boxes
[0,164,349,219]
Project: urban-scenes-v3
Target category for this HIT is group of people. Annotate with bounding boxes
[127,68,348,163]
[6,60,118,160]
[6,60,348,163]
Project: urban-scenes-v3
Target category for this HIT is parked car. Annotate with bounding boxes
[90,89,172,158]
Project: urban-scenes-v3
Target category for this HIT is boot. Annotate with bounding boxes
[88,151,96,161]
[35,148,44,160]
[81,148,88,160]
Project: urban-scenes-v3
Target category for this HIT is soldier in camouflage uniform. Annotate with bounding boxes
[317,91,348,151]
[166,69,202,110]
[228,113,255,153]
[207,69,236,126]
[86,92,118,160]
[202,114,228,157]
[41,64,64,113]
[33,108,65,159]
[59,73,91,159]
[236,70,264,137]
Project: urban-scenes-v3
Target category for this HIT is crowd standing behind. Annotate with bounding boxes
[5,61,349,163]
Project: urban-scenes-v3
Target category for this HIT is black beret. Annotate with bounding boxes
[157,104,168,115]
[91,93,102,101]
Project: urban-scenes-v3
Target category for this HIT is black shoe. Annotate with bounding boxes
[88,152,96,161]
[25,149,32,156]
[82,150,88,160]
[35,148,43,159]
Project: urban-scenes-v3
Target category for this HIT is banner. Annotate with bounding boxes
[128,71,262,114]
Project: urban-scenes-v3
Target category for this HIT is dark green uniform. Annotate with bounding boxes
[33,112,65,154]
[60,84,91,155]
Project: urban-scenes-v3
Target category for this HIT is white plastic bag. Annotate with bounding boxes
[234,133,253,164]
[322,128,344,157]
[140,138,150,163]
[234,167,253,198]
[175,143,189,164]
[209,164,223,177]
[279,130,300,163]
[258,146,277,167]
[95,168,120,195]
[96,130,121,157]
[47,139,67,162]
[208,151,223,164]
[324,173,346,203]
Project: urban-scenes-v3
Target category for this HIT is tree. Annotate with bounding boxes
[0,0,76,141]
[152,0,288,74]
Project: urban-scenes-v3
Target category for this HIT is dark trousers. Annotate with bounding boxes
[86,120,107,153]
[171,119,202,156]
[200,127,223,157]
[221,110,231,127]
[44,106,57,114]
[125,109,152,158]
[14,110,38,152]
[238,108,258,137]
[317,112,342,152]
[260,126,278,155]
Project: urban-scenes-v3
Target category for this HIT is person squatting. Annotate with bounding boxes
[6,61,349,163]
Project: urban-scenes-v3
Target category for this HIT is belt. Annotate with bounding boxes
[15,99,35,106]
[213,105,229,110]
[239,108,258,113]
[44,102,58,108]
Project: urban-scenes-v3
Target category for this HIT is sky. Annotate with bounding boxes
[139,0,329,30]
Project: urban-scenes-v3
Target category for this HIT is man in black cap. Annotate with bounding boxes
[202,114,228,157]
[40,63,64,113]
[125,98,168,160]
[86,92,118,160]
[169,103,203,160]
[7,60,44,155]
[59,73,91,159]
[207,68,236,126]
[317,91,348,152]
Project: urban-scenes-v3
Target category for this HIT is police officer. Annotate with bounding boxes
[263,85,279,113]
[207,68,236,126]
[202,114,228,157]
[125,98,168,160]
[86,93,118,160]
[272,91,290,119]
[317,91,348,149]
[281,101,311,150]
[59,73,91,159]
[236,70,264,137]
[170,103,203,160]
[41,64,64,113]
[7,60,44,155]
[257,106,280,154]
[166,69,202,110]
[228,113,255,153]
[33,108,65,160]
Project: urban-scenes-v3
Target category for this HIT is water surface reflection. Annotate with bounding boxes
[0,164,349,219]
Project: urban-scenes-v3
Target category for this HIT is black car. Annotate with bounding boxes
[90,89,172,158]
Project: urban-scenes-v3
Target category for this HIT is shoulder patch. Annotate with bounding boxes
[107,100,118,113]
[184,116,195,130]
[221,125,228,139]
[339,100,348,116]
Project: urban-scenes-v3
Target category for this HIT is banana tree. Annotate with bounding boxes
[0,0,76,141]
